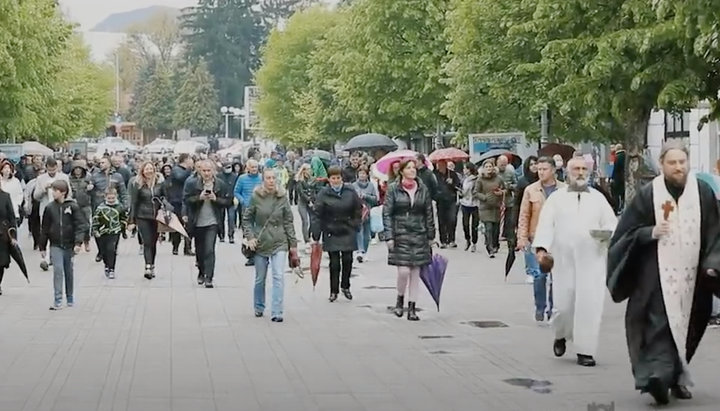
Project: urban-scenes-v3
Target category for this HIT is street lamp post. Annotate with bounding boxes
[220,106,246,139]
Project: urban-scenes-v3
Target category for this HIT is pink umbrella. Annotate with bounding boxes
[374,149,432,175]
[429,147,469,162]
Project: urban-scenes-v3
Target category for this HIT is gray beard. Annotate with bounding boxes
[568,179,588,192]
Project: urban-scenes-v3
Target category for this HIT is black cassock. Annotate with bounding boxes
[607,178,720,391]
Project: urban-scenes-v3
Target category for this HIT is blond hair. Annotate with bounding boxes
[135,161,158,188]
[295,163,311,182]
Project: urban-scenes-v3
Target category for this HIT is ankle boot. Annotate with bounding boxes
[407,302,419,321]
[394,295,404,317]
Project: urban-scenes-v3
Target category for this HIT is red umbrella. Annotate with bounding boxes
[428,147,469,162]
[310,243,322,288]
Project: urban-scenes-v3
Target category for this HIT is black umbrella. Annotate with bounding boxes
[6,227,28,282]
[344,133,398,152]
[504,250,516,281]
[476,149,522,169]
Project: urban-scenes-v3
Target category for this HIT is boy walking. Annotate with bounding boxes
[40,180,87,310]
[92,188,127,279]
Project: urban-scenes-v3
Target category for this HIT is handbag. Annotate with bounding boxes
[242,204,282,259]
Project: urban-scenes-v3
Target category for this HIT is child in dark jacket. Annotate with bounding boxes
[40,180,88,310]
[92,188,127,279]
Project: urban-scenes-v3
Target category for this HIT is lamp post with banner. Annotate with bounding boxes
[220,106,246,139]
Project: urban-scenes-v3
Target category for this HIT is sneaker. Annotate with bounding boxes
[95,254,102,262]
[144,265,153,280]
[534,312,544,322]
[40,261,49,271]
[104,268,110,278]
[67,301,74,308]
[526,276,534,284]
[172,249,179,256]
[205,281,214,288]
[708,316,720,328]
[108,270,115,279]
[271,317,284,323]
[254,311,263,317]
[197,274,205,285]
[439,243,447,249]
[219,237,225,243]
[470,244,476,253]
[357,253,364,263]
[489,253,496,259]
[229,237,235,244]
[49,303,63,311]
[449,242,457,248]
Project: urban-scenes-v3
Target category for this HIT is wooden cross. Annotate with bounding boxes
[662,200,674,221]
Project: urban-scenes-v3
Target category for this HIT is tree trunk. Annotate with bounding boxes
[624,114,651,205]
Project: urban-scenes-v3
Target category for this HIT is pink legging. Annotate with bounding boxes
[397,266,421,301]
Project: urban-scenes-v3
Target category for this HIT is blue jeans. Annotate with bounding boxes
[50,246,74,305]
[219,205,236,239]
[524,246,553,315]
[356,220,372,254]
[253,251,287,317]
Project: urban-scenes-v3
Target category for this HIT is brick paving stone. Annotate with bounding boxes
[0,219,719,410]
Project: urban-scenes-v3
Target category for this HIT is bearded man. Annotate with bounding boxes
[607,141,720,405]
[533,156,617,367]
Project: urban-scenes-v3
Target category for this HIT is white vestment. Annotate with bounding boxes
[533,186,617,356]
[652,173,701,386]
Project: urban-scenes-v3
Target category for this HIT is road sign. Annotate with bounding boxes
[68,141,88,156]
[0,144,23,160]
[244,86,261,130]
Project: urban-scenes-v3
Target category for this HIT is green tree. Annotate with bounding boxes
[255,7,341,146]
[329,0,449,136]
[138,66,176,135]
[128,60,157,123]
[0,0,73,140]
[182,0,266,107]
[517,0,712,200]
[173,60,220,135]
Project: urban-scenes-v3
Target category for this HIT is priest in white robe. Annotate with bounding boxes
[533,156,617,367]
[608,141,720,405]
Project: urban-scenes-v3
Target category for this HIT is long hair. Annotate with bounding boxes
[295,163,311,182]
[135,161,158,188]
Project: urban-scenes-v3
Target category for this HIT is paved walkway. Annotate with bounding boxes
[0,217,719,411]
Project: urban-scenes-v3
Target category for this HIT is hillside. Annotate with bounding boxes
[91,6,180,33]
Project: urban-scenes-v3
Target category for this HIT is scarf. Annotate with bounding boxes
[401,178,417,190]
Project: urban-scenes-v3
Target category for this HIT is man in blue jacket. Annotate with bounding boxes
[234,159,262,266]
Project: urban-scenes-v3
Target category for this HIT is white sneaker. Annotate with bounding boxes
[525,276,534,284]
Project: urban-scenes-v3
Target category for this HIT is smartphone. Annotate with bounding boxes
[204,189,212,195]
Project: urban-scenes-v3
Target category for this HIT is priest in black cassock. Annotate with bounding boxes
[607,141,720,405]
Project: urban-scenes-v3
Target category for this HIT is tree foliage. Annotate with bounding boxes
[0,0,112,142]
[137,66,176,135]
[256,6,341,146]
[182,0,266,107]
[173,60,220,135]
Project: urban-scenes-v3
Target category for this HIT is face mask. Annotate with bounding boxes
[556,161,564,167]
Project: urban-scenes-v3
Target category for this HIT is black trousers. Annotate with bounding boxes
[328,251,352,294]
[287,179,297,205]
[436,201,458,244]
[483,221,500,253]
[137,219,159,265]
[98,233,120,270]
[30,201,41,249]
[461,205,479,244]
[501,207,517,247]
[194,225,218,281]
[0,267,5,284]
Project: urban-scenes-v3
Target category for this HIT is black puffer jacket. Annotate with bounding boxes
[310,184,362,252]
[383,180,435,267]
[129,182,166,223]
[39,199,88,251]
[69,161,92,208]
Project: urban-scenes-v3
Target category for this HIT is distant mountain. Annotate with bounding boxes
[91,6,181,33]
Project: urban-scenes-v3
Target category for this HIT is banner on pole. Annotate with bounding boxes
[244,86,261,131]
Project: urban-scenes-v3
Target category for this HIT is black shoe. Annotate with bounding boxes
[464,242,471,251]
[394,295,404,317]
[407,301,419,321]
[40,261,49,271]
[342,288,353,300]
[205,281,214,288]
[254,311,263,317]
[219,237,225,243]
[553,338,566,357]
[576,354,596,367]
[95,254,102,262]
[197,274,205,285]
[271,317,283,323]
[172,249,179,256]
[646,377,670,405]
[184,250,195,257]
[439,243,447,249]
[144,265,153,280]
[670,384,692,400]
[449,242,457,248]
[329,293,338,302]
[245,260,255,267]
[229,237,235,244]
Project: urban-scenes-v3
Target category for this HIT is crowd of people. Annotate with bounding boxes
[0,139,718,405]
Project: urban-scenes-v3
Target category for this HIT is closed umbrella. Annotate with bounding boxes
[344,133,398,152]
[419,254,448,311]
[310,243,322,288]
[5,226,28,282]
[428,147,469,162]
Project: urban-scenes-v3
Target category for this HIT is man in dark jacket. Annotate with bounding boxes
[166,153,194,255]
[433,160,461,248]
[415,154,438,197]
[183,160,233,288]
[40,180,88,309]
[611,144,626,214]
[69,160,92,251]
[341,154,360,184]
[216,161,239,243]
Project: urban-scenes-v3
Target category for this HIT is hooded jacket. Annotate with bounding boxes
[69,160,92,208]
[241,184,297,257]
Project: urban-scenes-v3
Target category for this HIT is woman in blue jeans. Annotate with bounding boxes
[352,166,378,263]
[242,168,297,323]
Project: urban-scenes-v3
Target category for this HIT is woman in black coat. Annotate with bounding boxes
[128,161,166,280]
[310,166,362,302]
[0,189,17,295]
[383,159,435,321]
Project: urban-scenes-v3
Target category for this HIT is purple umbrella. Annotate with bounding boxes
[420,254,448,311]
